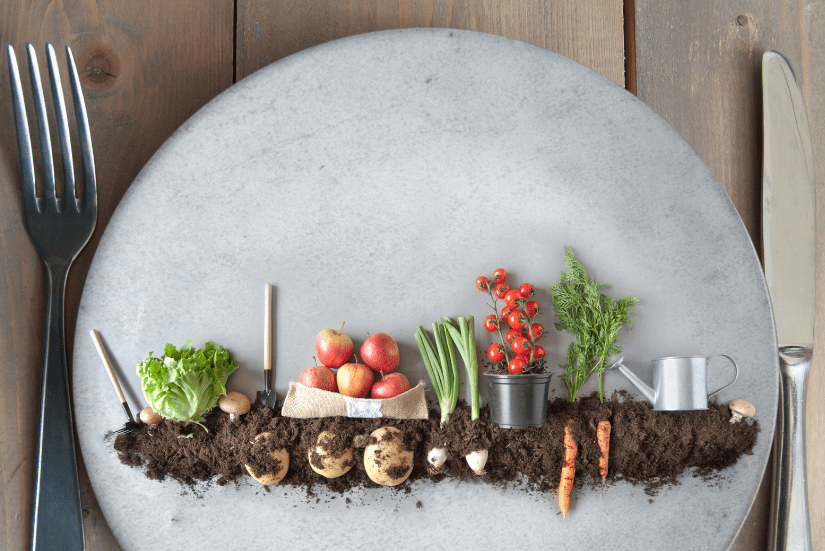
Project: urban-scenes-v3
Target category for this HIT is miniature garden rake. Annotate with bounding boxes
[90,329,139,435]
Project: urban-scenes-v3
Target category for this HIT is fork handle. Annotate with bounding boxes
[32,263,85,550]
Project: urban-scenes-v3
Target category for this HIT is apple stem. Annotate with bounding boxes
[313,356,318,367]
[338,321,346,335]
[353,352,360,363]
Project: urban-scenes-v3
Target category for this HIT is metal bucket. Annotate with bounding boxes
[482,372,552,429]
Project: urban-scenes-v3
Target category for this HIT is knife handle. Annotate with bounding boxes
[769,346,812,551]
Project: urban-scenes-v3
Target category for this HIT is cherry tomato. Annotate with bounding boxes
[533,345,547,359]
[503,289,522,306]
[492,268,507,284]
[488,343,505,362]
[507,357,525,374]
[518,283,535,299]
[484,315,499,332]
[475,276,490,291]
[504,328,521,344]
[525,300,540,317]
[500,305,516,320]
[493,282,510,299]
[507,311,528,330]
[514,352,530,364]
[530,322,545,341]
[511,336,531,354]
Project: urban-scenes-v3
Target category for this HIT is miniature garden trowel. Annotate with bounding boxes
[257,283,277,409]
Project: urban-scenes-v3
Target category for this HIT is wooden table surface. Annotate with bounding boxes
[0,1,822,549]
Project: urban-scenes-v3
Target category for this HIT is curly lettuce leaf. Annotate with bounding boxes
[137,341,239,427]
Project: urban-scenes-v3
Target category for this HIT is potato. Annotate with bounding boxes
[308,431,354,479]
[363,426,413,486]
[245,432,289,485]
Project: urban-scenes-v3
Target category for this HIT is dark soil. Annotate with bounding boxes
[112,393,758,497]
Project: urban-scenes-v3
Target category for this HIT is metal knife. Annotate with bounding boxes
[762,50,817,551]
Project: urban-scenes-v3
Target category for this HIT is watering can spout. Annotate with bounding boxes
[608,357,657,404]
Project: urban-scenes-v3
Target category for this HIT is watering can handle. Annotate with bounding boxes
[707,354,739,398]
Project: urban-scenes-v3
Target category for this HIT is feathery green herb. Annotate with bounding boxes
[550,246,639,402]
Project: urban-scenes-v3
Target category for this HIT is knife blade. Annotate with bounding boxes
[762,50,816,551]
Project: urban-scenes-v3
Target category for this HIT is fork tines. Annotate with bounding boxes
[7,44,96,215]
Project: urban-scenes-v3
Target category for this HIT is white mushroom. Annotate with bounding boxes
[245,432,290,485]
[219,391,251,423]
[139,406,163,426]
[728,399,755,424]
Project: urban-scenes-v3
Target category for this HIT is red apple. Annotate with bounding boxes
[336,362,374,398]
[314,323,353,368]
[360,333,400,373]
[371,373,410,400]
[299,364,337,392]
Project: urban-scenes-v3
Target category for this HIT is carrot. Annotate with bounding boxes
[559,419,577,519]
[597,420,611,496]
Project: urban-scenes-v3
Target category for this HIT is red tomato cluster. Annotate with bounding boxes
[476,268,546,374]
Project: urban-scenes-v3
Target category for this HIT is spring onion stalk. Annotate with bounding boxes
[441,316,487,475]
[414,323,459,427]
[441,316,479,420]
[415,323,460,472]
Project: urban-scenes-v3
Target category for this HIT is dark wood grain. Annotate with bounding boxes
[634,1,825,549]
[0,2,234,549]
[236,0,625,85]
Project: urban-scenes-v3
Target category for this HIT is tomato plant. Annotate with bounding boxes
[475,269,547,374]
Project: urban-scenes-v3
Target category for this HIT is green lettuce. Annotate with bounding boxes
[137,341,239,428]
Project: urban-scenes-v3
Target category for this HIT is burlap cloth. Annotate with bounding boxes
[281,382,428,420]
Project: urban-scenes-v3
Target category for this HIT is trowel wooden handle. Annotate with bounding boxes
[90,329,127,404]
[264,284,273,372]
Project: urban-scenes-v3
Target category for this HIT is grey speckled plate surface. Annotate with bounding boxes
[73,28,777,551]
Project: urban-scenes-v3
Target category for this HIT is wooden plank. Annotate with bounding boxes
[236,0,625,86]
[0,1,234,549]
[634,1,825,549]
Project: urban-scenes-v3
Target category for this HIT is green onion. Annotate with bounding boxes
[414,322,459,427]
[441,316,479,421]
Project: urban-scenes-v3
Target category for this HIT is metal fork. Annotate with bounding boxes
[8,43,97,550]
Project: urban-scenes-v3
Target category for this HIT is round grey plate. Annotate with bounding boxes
[73,28,777,550]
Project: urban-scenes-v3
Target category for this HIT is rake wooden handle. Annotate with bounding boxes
[90,329,127,404]
[265,284,273,372]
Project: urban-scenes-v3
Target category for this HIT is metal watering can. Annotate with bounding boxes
[608,355,739,411]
